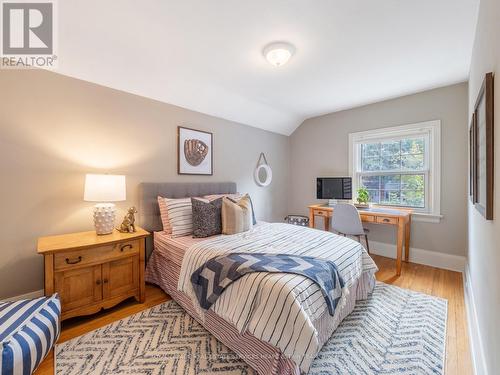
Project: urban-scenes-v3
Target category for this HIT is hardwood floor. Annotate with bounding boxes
[35,255,472,375]
[372,255,472,375]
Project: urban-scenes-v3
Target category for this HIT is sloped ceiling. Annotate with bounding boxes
[56,0,479,135]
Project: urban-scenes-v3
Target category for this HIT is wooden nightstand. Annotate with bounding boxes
[37,227,149,320]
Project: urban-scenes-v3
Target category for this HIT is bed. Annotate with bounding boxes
[140,182,378,375]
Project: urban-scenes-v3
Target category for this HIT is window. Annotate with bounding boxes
[349,120,441,222]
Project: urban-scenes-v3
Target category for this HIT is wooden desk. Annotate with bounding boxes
[308,204,412,276]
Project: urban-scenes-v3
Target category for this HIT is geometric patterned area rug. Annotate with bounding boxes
[56,283,447,375]
[308,283,447,375]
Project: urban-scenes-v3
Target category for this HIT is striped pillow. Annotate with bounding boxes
[157,196,172,234]
[0,294,61,375]
[221,194,254,235]
[164,197,193,237]
[204,193,257,225]
[204,193,242,201]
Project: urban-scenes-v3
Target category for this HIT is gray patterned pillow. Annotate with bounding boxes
[191,197,223,238]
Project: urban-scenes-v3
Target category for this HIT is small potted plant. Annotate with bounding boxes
[356,186,370,208]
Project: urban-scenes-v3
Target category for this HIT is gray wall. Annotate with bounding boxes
[289,83,468,256]
[0,70,473,299]
[0,70,289,299]
[467,0,500,371]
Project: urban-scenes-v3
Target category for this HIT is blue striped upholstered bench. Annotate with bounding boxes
[0,295,61,375]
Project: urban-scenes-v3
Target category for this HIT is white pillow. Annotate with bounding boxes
[164,197,193,237]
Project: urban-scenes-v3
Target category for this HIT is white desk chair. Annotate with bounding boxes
[330,203,370,253]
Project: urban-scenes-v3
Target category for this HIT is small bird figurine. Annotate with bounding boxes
[118,207,138,233]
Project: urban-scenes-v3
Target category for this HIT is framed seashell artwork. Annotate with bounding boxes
[177,126,213,175]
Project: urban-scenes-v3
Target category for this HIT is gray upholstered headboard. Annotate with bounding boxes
[138,182,237,256]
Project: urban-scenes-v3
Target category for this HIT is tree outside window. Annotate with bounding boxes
[359,138,426,208]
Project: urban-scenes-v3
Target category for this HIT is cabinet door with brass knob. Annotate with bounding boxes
[102,256,139,300]
[54,265,102,313]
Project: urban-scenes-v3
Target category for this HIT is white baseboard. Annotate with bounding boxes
[3,289,44,302]
[463,264,488,375]
[369,240,466,272]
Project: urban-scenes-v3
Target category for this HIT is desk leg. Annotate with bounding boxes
[309,208,315,228]
[404,215,411,262]
[396,220,404,276]
[324,216,330,231]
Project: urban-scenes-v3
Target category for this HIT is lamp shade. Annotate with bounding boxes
[84,174,126,202]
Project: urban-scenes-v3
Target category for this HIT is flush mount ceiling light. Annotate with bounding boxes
[263,42,295,67]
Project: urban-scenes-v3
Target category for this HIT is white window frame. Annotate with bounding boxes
[348,120,442,223]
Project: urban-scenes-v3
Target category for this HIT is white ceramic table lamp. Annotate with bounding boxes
[84,174,126,235]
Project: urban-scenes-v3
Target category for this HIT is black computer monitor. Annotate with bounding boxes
[316,177,352,200]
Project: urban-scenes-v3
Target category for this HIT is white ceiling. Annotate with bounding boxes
[57,0,479,135]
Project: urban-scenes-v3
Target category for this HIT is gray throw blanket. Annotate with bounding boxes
[190,253,345,316]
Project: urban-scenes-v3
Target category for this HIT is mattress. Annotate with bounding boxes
[146,224,377,375]
[153,230,207,268]
[152,223,267,267]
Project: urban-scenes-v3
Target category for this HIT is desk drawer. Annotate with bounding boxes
[314,210,328,217]
[54,240,140,271]
[376,216,398,225]
[360,214,375,223]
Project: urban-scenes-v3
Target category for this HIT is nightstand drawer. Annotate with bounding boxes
[314,209,328,217]
[376,216,398,225]
[54,240,140,271]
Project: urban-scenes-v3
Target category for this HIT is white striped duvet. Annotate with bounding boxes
[178,222,378,373]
